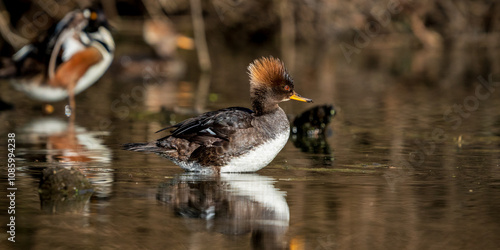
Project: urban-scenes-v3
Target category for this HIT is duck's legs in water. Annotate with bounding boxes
[53,47,104,119]
[67,81,76,121]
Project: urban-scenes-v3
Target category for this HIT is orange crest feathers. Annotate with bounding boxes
[248,57,292,85]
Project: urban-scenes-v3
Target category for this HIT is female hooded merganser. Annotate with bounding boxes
[124,57,312,173]
[2,8,114,114]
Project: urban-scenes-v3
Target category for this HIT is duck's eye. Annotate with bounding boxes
[284,85,291,91]
[90,11,98,20]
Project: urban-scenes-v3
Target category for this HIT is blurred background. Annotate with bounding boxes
[1,0,499,113]
[1,0,500,249]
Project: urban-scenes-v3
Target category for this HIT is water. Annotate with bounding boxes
[1,42,500,249]
[64,105,72,118]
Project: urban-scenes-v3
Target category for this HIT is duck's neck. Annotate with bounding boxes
[252,97,279,116]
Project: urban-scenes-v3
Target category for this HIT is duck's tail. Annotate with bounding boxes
[123,142,162,153]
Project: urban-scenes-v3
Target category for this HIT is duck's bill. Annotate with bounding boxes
[290,92,313,103]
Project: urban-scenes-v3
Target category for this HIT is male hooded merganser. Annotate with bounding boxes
[124,57,312,173]
[2,8,114,114]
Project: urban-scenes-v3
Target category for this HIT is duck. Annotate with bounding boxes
[143,18,194,58]
[124,57,312,173]
[1,7,115,115]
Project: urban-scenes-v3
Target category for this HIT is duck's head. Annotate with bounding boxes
[83,8,110,32]
[82,8,115,53]
[248,57,312,115]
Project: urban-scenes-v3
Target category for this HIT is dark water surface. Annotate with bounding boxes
[1,42,500,250]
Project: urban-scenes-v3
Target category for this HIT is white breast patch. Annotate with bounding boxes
[220,129,290,172]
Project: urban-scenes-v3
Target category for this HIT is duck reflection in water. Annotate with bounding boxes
[157,173,290,249]
[291,104,336,164]
[18,118,113,213]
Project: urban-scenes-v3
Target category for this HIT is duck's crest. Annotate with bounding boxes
[248,56,292,86]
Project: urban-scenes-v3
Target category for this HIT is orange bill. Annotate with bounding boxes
[290,91,313,103]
